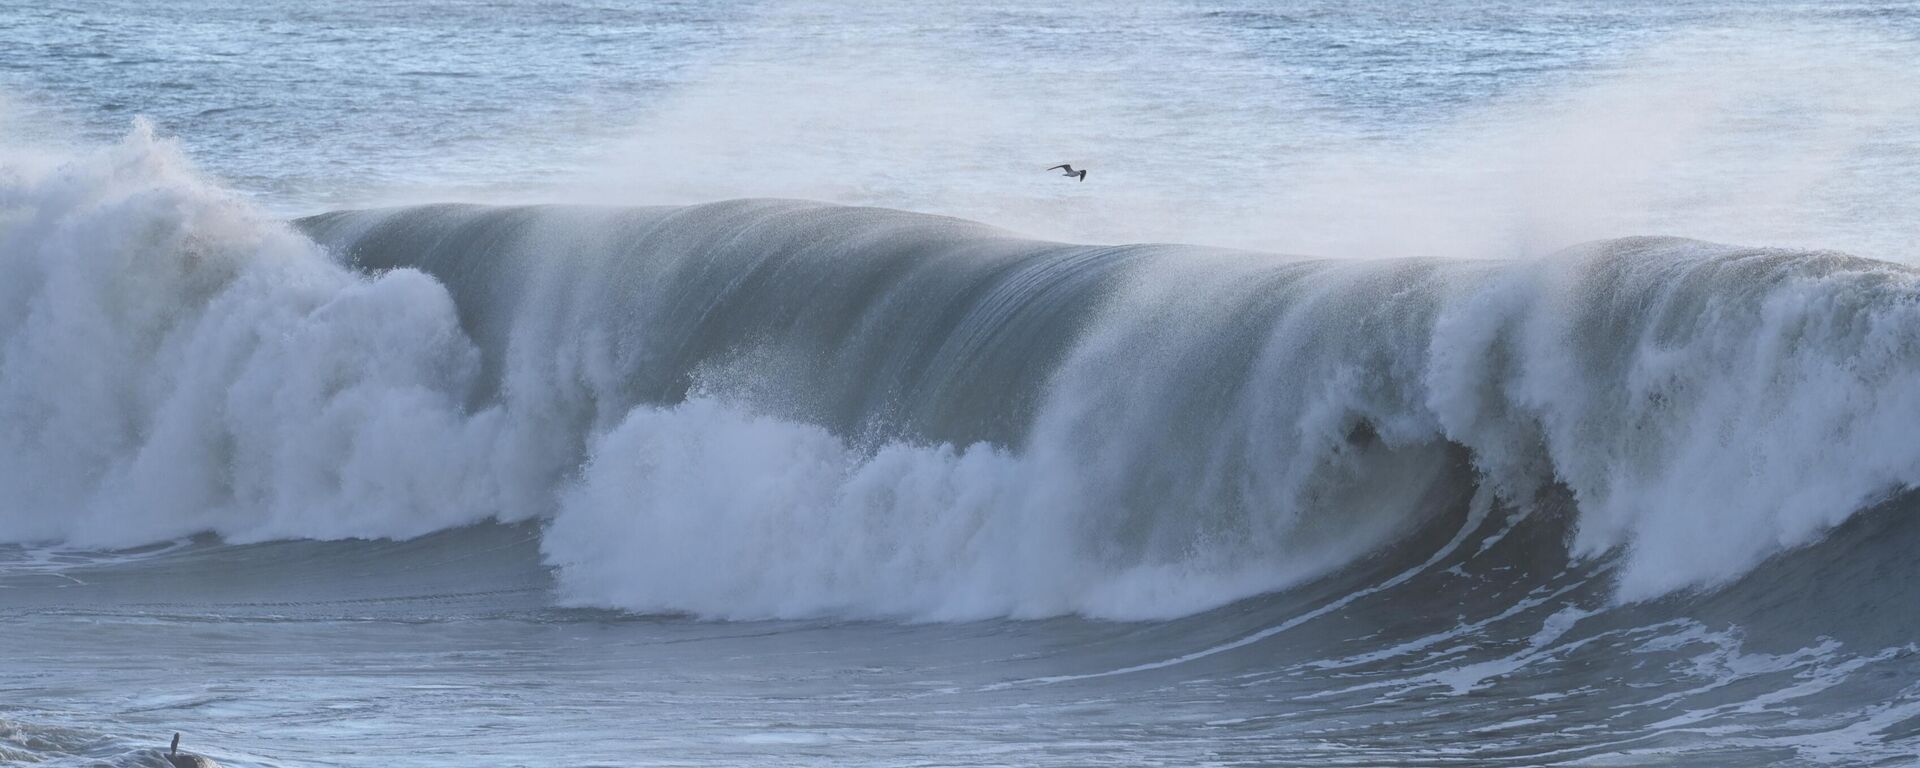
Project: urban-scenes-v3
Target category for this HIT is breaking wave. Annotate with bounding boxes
[4,123,1919,621]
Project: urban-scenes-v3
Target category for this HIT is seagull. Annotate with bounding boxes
[1047,164,1087,182]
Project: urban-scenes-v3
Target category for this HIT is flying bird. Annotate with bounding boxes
[1047,164,1087,182]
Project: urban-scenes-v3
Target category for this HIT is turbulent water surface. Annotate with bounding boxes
[5,1,1920,766]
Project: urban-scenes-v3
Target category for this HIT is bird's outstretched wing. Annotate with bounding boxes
[1077,171,1086,181]
[1047,164,1073,172]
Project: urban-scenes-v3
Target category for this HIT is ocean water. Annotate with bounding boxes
[4,1,1920,765]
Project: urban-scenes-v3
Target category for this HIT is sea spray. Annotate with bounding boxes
[0,121,514,545]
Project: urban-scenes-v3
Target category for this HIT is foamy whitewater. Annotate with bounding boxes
[5,1,1920,766]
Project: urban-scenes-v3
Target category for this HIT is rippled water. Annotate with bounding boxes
[7,0,1919,254]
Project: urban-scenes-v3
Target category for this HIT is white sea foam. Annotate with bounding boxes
[0,121,518,546]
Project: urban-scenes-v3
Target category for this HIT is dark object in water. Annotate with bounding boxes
[167,733,220,768]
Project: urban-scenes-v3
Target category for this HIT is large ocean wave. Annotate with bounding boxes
[4,123,1919,622]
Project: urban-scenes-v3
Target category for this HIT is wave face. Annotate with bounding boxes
[6,127,1920,622]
